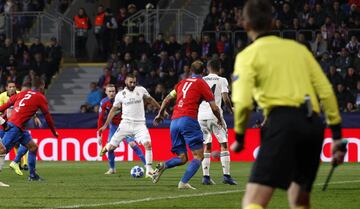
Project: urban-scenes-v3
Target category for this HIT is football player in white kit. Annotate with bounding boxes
[198,59,237,185]
[98,74,162,177]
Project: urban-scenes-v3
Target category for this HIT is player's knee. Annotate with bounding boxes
[28,145,38,152]
[128,141,136,148]
[220,142,228,151]
[178,154,188,164]
[0,144,6,154]
[144,142,152,150]
[205,143,212,152]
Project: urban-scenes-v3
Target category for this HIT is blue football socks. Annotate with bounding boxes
[181,159,201,183]
[28,150,37,176]
[108,150,115,169]
[132,144,146,165]
[14,145,28,164]
[165,157,182,169]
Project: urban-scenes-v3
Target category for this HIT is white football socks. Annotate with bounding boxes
[202,153,211,176]
[220,151,230,175]
[0,154,5,171]
[145,149,153,172]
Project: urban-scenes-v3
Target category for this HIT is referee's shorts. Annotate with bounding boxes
[249,106,324,192]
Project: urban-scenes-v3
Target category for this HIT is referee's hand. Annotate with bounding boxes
[331,140,346,166]
[230,133,245,153]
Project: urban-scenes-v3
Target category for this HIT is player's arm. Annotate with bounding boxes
[208,101,224,127]
[33,113,42,127]
[39,99,58,138]
[231,54,256,153]
[97,102,106,129]
[305,48,344,165]
[222,92,233,114]
[153,90,176,126]
[143,94,161,110]
[98,104,121,135]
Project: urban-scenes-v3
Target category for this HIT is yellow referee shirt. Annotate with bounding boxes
[0,90,20,106]
[232,36,341,134]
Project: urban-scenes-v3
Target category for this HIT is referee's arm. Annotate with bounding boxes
[231,54,256,151]
[305,48,342,139]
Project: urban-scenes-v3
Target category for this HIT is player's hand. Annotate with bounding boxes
[97,133,102,146]
[34,117,42,128]
[331,139,346,166]
[230,133,245,153]
[53,131,59,138]
[153,114,163,126]
[164,111,170,118]
[217,118,225,129]
[98,126,106,136]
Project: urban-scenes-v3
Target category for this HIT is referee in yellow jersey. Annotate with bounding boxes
[231,1,346,209]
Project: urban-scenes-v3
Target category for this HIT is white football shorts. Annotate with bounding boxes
[110,120,151,147]
[199,119,228,144]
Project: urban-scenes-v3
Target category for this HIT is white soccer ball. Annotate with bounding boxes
[130,165,145,178]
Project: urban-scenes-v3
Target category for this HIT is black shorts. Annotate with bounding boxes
[249,107,324,192]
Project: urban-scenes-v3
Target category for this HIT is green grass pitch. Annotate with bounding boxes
[0,161,359,209]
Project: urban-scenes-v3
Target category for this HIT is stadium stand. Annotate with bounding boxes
[71,0,359,113]
[0,0,358,113]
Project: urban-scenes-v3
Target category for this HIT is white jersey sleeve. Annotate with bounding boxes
[139,86,150,98]
[221,77,229,94]
[113,91,123,107]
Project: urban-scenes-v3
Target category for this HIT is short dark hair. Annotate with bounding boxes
[126,73,136,79]
[106,84,115,88]
[22,82,31,89]
[207,59,220,72]
[6,81,16,86]
[191,60,204,75]
[243,0,273,33]
[32,76,45,89]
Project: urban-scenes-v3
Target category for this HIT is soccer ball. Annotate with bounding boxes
[130,166,145,178]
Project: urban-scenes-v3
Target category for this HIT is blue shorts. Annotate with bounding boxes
[1,122,32,152]
[109,123,134,143]
[0,129,4,138]
[170,116,204,154]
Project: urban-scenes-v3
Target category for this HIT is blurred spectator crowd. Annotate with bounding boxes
[201,0,360,112]
[0,36,62,91]
[82,0,360,113]
[0,0,62,93]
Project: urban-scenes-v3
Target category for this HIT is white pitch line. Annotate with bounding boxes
[47,179,360,209]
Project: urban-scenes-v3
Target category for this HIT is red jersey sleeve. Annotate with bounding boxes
[199,79,215,102]
[38,96,56,134]
[97,102,106,129]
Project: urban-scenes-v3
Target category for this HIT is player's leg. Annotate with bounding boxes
[288,114,324,209]
[287,182,310,209]
[126,138,146,165]
[105,124,117,174]
[22,131,42,181]
[242,183,274,209]
[243,109,296,208]
[179,117,205,189]
[178,147,203,190]
[0,123,23,174]
[212,118,237,185]
[20,149,28,170]
[152,119,187,183]
[10,144,28,176]
[199,120,215,185]
[133,124,154,176]
[100,122,128,156]
[0,130,6,171]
